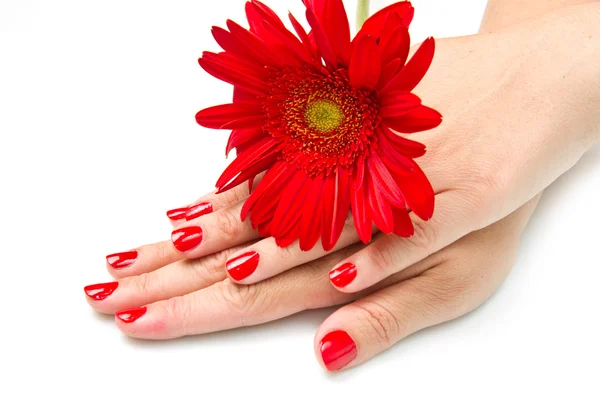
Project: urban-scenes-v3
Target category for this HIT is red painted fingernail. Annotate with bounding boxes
[320,330,357,371]
[116,306,147,323]
[166,207,188,221]
[329,262,357,288]
[185,202,213,221]
[171,226,203,252]
[226,251,259,281]
[106,250,138,269]
[84,282,118,301]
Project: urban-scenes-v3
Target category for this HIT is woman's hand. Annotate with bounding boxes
[85,191,540,370]
[144,4,600,292]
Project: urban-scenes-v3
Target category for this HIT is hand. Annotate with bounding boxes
[85,191,540,370]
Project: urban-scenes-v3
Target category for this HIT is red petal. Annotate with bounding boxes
[288,12,315,56]
[378,123,426,158]
[377,59,402,90]
[392,206,414,237]
[384,104,442,133]
[380,25,410,67]
[216,137,278,189]
[380,92,422,118]
[226,128,267,156]
[321,175,336,251]
[195,103,263,129]
[241,161,288,220]
[305,8,337,68]
[351,174,372,243]
[381,37,435,94]
[218,152,277,193]
[199,52,269,95]
[358,2,414,39]
[300,175,324,251]
[331,168,351,249]
[368,151,406,208]
[320,0,351,65]
[271,170,309,238]
[367,172,394,234]
[349,35,381,90]
[395,159,435,220]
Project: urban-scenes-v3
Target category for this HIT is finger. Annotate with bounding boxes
[114,241,437,340]
[170,200,260,259]
[85,246,239,314]
[166,173,264,226]
[104,240,183,279]
[223,216,373,283]
[314,255,511,372]
[326,189,477,292]
[114,246,361,339]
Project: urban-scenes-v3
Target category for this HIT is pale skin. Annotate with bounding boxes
[86,0,600,371]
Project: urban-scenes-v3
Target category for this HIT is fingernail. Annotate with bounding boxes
[320,330,357,371]
[84,282,118,301]
[171,226,203,252]
[226,251,259,281]
[106,250,138,269]
[329,262,357,288]
[116,306,147,323]
[166,207,188,221]
[185,202,213,221]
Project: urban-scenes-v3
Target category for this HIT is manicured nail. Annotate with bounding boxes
[84,282,118,301]
[226,251,259,281]
[320,330,357,371]
[171,226,203,252]
[329,262,357,288]
[166,207,188,221]
[106,250,138,269]
[185,202,213,221]
[116,306,147,323]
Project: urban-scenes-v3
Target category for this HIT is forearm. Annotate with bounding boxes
[480,0,599,32]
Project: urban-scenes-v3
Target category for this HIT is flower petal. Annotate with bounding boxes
[318,0,351,65]
[380,92,422,118]
[367,172,394,234]
[392,206,414,237]
[381,37,435,94]
[198,52,269,95]
[216,137,278,190]
[195,102,264,129]
[368,151,406,208]
[378,123,427,158]
[395,159,435,220]
[241,161,287,221]
[380,25,410,67]
[349,35,381,90]
[321,168,351,251]
[272,170,311,239]
[300,175,324,251]
[305,8,337,68]
[225,128,267,156]
[384,104,442,133]
[351,174,372,243]
[358,1,414,39]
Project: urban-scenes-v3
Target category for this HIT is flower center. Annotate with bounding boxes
[305,100,343,134]
[264,67,380,176]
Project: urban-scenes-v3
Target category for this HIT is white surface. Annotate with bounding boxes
[1,0,599,399]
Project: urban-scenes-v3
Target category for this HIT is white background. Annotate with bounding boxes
[1,0,599,399]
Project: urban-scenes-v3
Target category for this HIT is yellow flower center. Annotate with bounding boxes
[305,100,343,133]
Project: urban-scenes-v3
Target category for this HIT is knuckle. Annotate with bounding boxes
[165,296,194,335]
[407,218,438,252]
[366,244,398,276]
[417,271,473,319]
[187,249,231,285]
[218,280,263,324]
[352,299,405,347]
[130,272,159,294]
[215,208,242,241]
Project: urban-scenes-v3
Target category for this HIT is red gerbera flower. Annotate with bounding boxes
[195,0,441,251]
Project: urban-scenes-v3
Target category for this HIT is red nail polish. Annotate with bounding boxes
[84,282,118,301]
[329,262,357,288]
[166,207,188,221]
[226,251,259,281]
[185,202,213,221]
[106,251,138,269]
[171,226,203,252]
[320,330,357,371]
[116,306,147,323]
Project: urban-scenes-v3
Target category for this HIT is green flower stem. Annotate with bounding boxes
[356,0,371,30]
